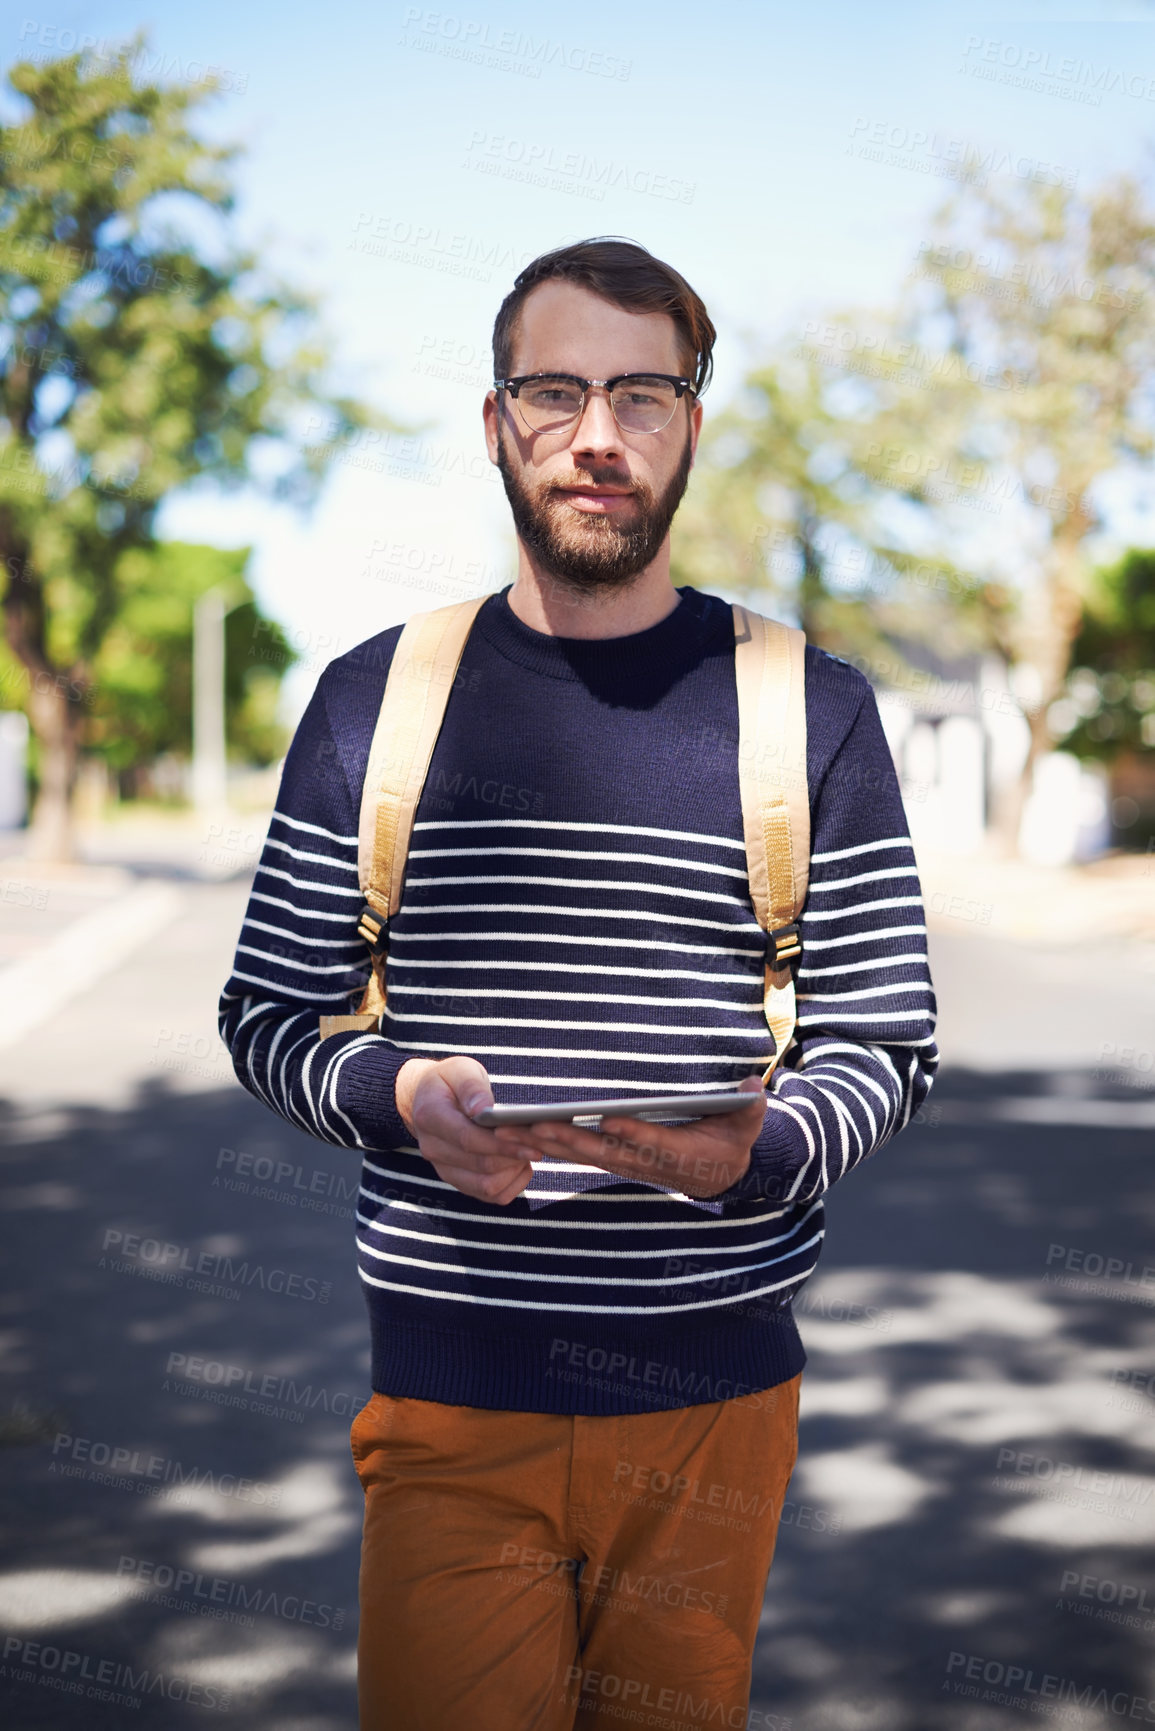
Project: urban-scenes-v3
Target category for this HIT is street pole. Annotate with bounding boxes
[192,588,228,815]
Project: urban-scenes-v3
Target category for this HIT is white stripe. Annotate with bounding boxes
[271,811,358,847]
[389,984,763,1011]
[360,1160,797,1225]
[797,954,928,977]
[354,1229,822,1289]
[413,817,746,850]
[389,931,762,957]
[249,892,357,925]
[390,957,761,984]
[796,1009,930,1024]
[400,903,762,934]
[809,837,912,864]
[806,867,919,891]
[242,918,364,950]
[265,836,360,871]
[355,1204,816,1259]
[356,1263,817,1313]
[802,896,924,922]
[797,983,932,1003]
[483,1074,762,1091]
[255,864,362,899]
[800,924,927,950]
[409,845,747,880]
[387,1037,774,1058]
[228,967,353,1002]
[237,944,363,978]
[405,874,751,909]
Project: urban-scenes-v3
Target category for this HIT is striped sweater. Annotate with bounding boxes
[219,587,937,1413]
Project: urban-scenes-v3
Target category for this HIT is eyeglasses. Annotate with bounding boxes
[494,372,695,435]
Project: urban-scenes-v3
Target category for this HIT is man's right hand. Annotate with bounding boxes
[395,1056,533,1206]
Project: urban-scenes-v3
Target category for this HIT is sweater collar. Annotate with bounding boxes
[474,584,729,684]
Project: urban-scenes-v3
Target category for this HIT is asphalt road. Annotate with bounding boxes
[1,872,1153,1731]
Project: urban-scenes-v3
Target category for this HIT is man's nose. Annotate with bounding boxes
[569,387,623,461]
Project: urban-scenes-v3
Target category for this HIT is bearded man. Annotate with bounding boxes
[220,237,937,1730]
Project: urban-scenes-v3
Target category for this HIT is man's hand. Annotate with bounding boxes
[395,1056,533,1206]
[492,1076,767,1200]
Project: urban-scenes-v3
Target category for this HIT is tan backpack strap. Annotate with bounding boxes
[319,596,489,1040]
[732,604,809,1082]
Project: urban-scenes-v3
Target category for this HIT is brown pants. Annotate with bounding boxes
[351,1376,801,1730]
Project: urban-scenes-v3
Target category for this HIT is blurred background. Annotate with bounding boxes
[0,1,1153,1727]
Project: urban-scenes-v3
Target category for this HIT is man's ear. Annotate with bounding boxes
[688,396,703,465]
[483,388,501,465]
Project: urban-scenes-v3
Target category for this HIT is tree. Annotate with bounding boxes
[885,173,1155,845]
[1049,548,1155,761]
[671,336,984,672]
[0,41,377,857]
[677,170,1155,853]
[67,540,293,790]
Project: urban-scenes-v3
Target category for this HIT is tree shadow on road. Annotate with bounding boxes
[1,1066,1153,1730]
[0,1075,369,1730]
[755,1065,1155,1731]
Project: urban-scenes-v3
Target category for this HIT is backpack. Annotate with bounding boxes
[318,596,809,1083]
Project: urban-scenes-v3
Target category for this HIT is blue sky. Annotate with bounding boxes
[7,0,1155,714]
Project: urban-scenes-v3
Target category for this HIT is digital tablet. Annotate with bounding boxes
[472,1091,759,1128]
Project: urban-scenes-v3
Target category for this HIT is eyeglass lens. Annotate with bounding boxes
[517,375,679,433]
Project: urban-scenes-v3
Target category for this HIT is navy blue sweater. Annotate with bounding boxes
[219,587,937,1412]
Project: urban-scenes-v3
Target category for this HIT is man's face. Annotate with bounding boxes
[484,280,702,591]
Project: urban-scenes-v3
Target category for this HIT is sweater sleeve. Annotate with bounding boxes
[721,681,938,1206]
[217,663,413,1153]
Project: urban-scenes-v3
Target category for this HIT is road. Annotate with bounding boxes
[1,864,1153,1731]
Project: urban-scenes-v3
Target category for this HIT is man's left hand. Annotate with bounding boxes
[492,1075,767,1199]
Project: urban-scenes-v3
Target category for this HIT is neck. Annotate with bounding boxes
[506,542,680,639]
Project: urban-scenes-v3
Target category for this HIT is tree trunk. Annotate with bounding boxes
[995,532,1087,859]
[24,674,81,862]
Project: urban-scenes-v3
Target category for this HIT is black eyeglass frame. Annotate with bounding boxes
[493,371,697,434]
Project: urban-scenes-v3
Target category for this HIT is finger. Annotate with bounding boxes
[437,1055,495,1118]
[434,1159,533,1205]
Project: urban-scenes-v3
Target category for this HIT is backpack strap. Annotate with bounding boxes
[732,604,809,1082]
[319,596,489,1039]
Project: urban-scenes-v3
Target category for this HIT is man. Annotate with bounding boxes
[219,237,937,1729]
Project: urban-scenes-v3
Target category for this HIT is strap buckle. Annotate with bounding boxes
[768,922,801,967]
[357,905,388,956]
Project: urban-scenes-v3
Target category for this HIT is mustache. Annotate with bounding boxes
[548,468,639,495]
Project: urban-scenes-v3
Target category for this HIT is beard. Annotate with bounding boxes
[495,420,693,593]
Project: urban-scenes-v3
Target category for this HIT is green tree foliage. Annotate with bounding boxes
[677,171,1155,851]
[1051,549,1155,760]
[0,41,379,855]
[87,541,294,782]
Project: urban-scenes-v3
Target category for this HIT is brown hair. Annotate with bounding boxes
[492,236,716,397]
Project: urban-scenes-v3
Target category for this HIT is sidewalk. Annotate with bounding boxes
[917,845,1155,954]
[0,805,274,1052]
